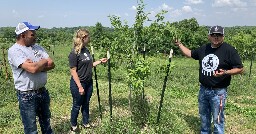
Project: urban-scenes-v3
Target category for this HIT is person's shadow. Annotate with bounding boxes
[52,119,72,133]
[52,104,105,133]
[177,112,201,133]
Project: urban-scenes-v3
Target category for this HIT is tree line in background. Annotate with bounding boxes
[0,19,255,60]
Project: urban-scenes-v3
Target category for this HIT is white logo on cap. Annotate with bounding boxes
[214,26,219,32]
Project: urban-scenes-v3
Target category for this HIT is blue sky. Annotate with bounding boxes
[1,0,256,28]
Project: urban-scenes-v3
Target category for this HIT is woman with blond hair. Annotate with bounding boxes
[68,29,107,132]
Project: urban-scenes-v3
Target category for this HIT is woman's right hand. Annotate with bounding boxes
[78,86,85,95]
[100,58,108,63]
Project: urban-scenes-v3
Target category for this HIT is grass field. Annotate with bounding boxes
[0,45,256,134]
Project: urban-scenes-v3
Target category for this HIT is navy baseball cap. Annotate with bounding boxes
[208,25,224,35]
[15,22,40,35]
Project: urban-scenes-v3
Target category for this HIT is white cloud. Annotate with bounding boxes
[131,5,137,10]
[171,9,182,17]
[169,6,194,18]
[212,0,247,7]
[161,3,172,11]
[182,6,193,12]
[124,13,129,16]
[146,3,173,21]
[185,0,203,4]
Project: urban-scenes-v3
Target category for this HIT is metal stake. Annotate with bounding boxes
[91,46,102,120]
[157,49,173,123]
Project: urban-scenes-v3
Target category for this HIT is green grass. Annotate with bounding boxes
[0,45,256,133]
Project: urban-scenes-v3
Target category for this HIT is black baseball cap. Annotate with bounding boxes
[208,25,224,35]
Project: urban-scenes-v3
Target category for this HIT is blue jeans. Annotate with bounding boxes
[70,77,93,127]
[17,87,53,134]
[198,85,227,134]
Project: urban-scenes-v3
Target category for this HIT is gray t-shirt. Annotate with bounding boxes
[8,43,49,91]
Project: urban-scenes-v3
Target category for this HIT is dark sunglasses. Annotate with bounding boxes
[210,33,223,37]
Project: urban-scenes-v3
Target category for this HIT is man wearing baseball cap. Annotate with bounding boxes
[8,22,55,134]
[174,25,243,133]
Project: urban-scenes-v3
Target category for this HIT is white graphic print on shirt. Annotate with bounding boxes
[202,54,219,76]
[83,53,91,61]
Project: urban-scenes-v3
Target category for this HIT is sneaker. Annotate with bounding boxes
[83,123,91,128]
[70,126,79,133]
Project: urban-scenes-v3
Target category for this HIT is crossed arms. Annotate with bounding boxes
[20,58,55,73]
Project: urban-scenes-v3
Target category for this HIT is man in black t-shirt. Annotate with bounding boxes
[174,25,243,134]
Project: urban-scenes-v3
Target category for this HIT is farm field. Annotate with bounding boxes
[0,45,255,134]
